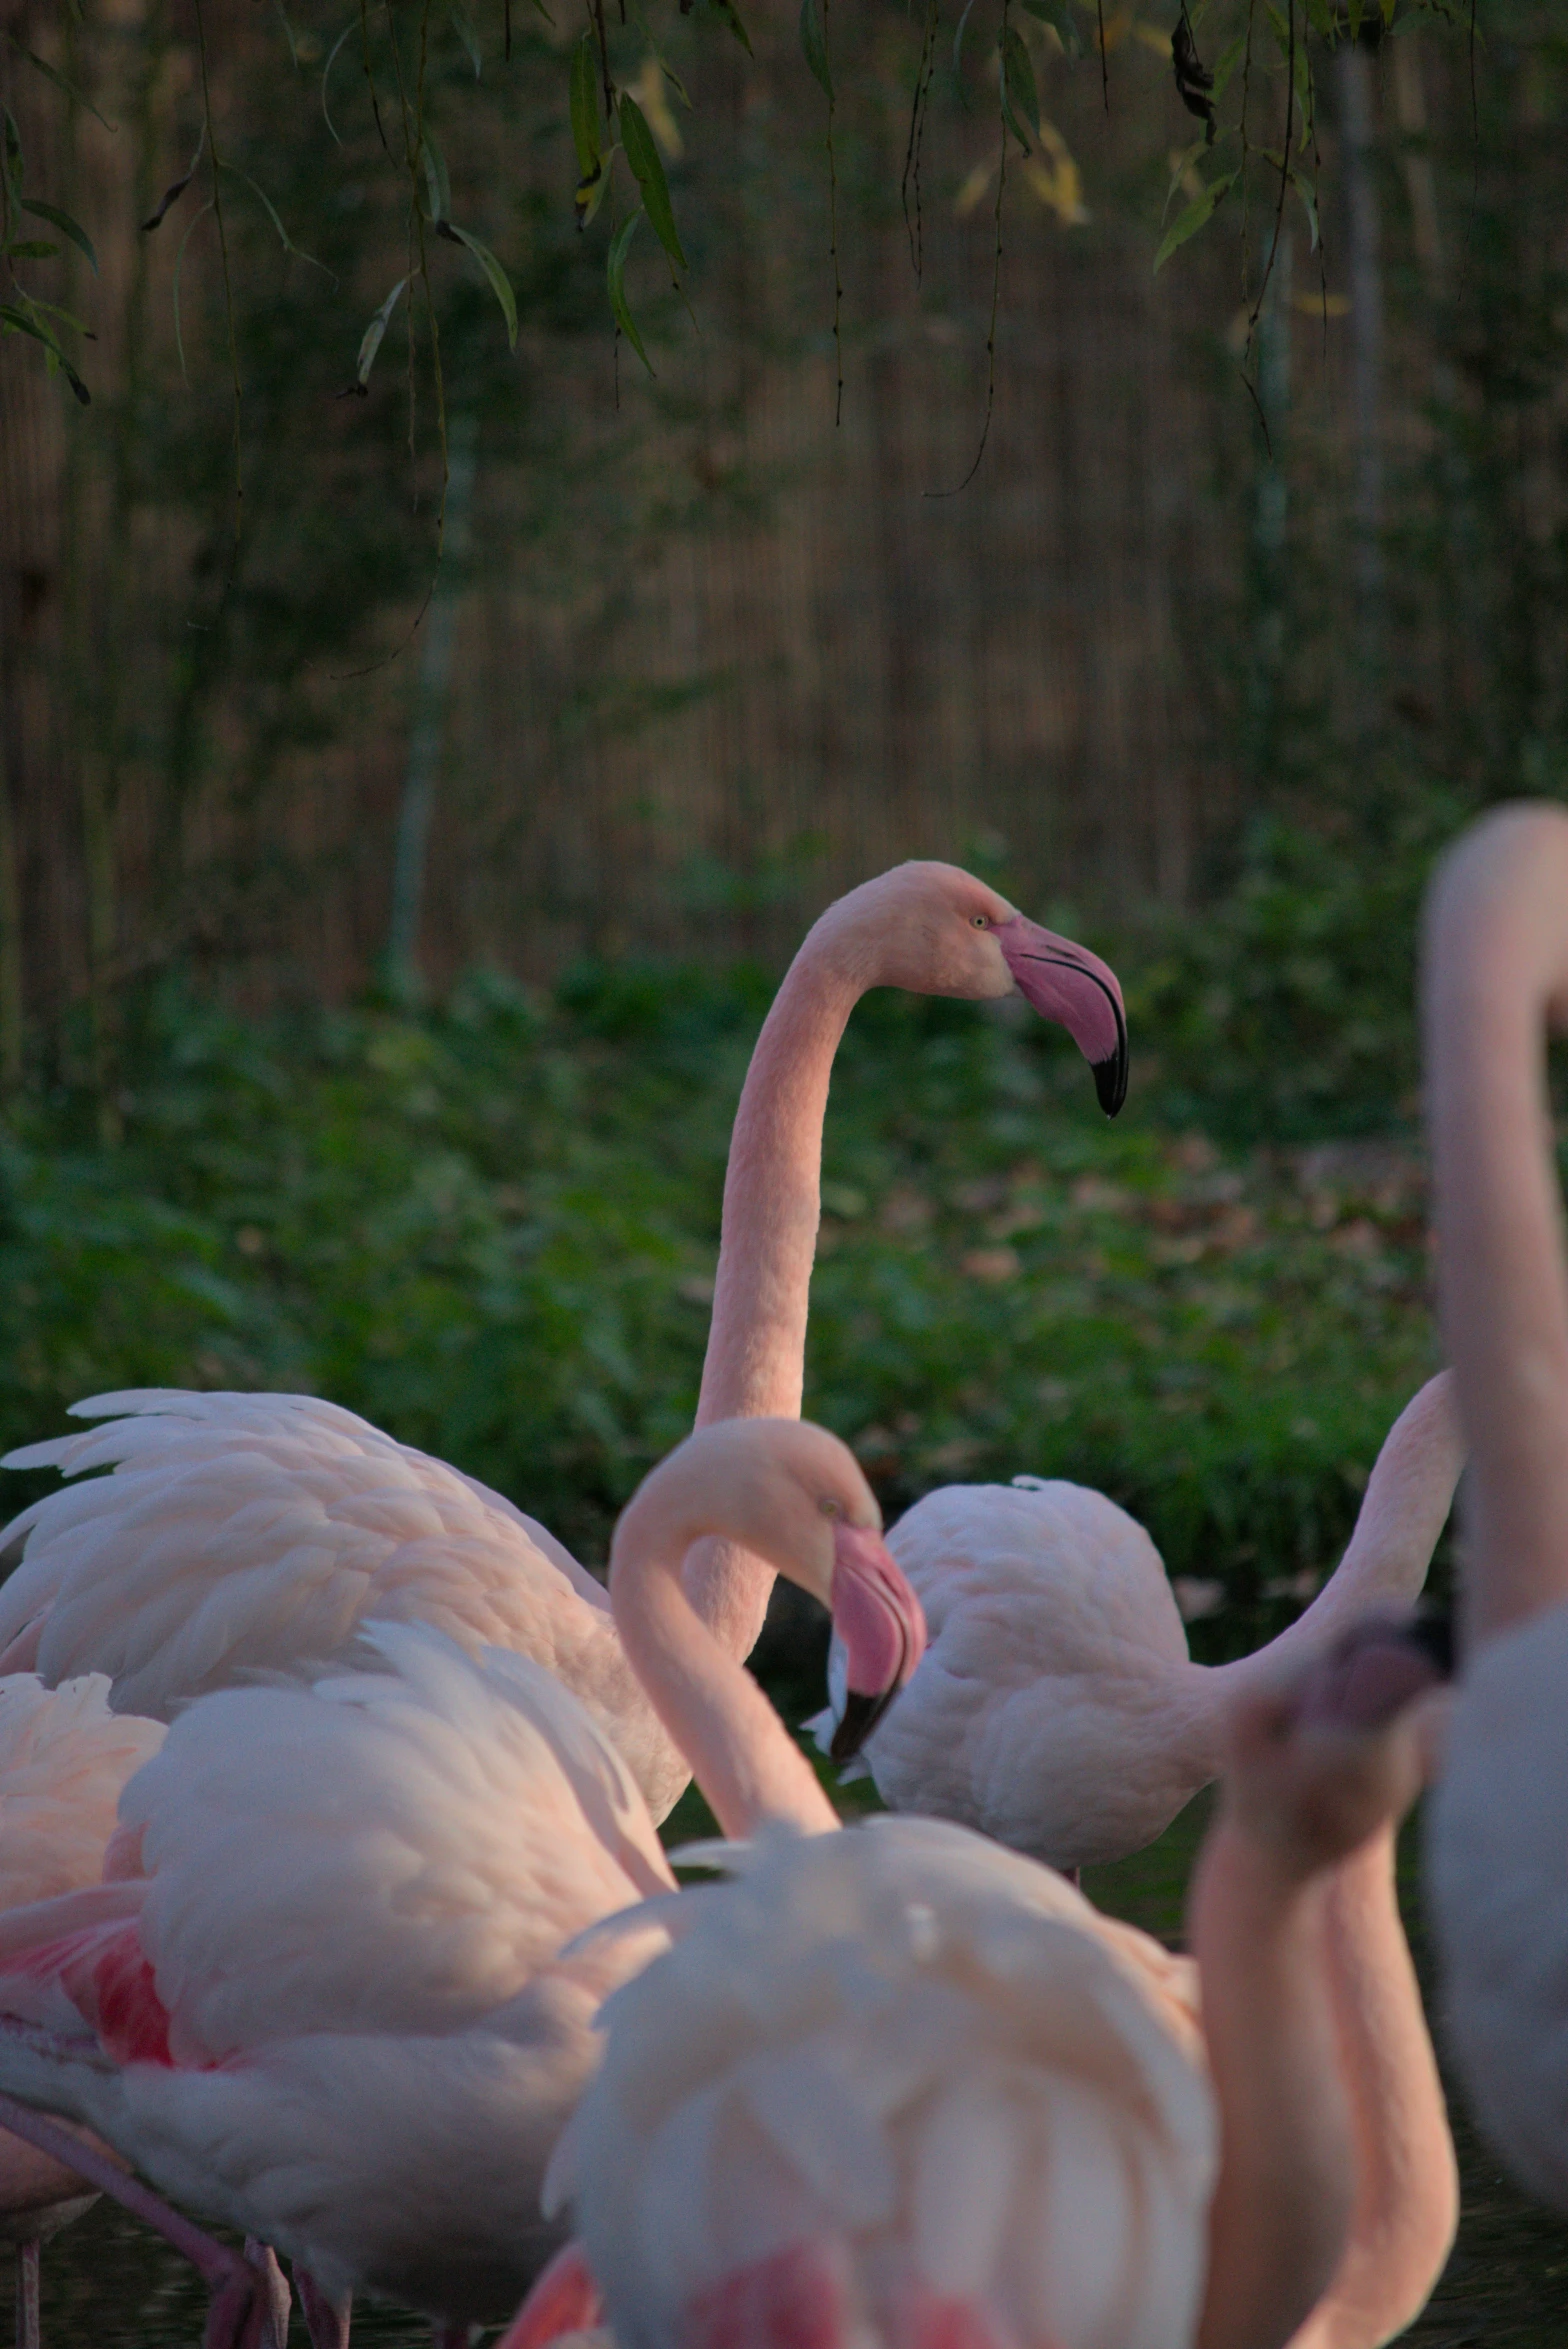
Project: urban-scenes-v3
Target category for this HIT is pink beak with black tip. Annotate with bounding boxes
[827,1524,928,1763]
[994,917,1129,1118]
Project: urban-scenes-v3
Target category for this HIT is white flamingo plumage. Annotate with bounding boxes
[503,1618,1458,2349]
[0,865,1122,1824]
[0,1420,926,2347]
[811,1370,1463,1869]
[1420,803,1568,2208]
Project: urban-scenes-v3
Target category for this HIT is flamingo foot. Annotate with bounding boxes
[0,2089,263,2349]
[493,2239,603,2349]
[15,2238,39,2349]
[296,2265,353,2349]
[688,2240,854,2349]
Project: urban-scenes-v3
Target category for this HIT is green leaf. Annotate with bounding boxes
[799,0,833,102]
[3,107,24,190]
[704,0,754,56]
[570,36,602,183]
[952,0,979,73]
[1209,27,1246,102]
[1000,22,1041,152]
[5,38,117,133]
[438,220,518,349]
[5,239,59,260]
[171,196,214,385]
[273,0,302,70]
[20,198,97,272]
[0,302,89,401]
[618,93,686,273]
[1152,167,1236,271]
[1302,0,1334,34]
[320,18,356,145]
[1016,0,1082,56]
[419,134,452,225]
[355,274,407,387]
[606,207,653,373]
[219,163,334,280]
[450,2,483,75]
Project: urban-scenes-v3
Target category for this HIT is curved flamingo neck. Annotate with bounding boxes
[686,918,869,1660]
[1427,810,1568,1643]
[612,1530,839,1841]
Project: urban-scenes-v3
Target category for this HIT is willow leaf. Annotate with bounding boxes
[6,39,117,133]
[799,0,833,101]
[21,199,97,273]
[1000,23,1040,151]
[1152,167,1235,271]
[619,93,685,272]
[570,36,601,182]
[438,220,517,348]
[606,208,653,372]
[355,274,407,387]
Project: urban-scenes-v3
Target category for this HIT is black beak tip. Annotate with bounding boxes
[830,1688,892,1765]
[1093,1047,1128,1120]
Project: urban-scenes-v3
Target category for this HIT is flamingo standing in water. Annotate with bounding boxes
[0,1674,164,2348]
[0,866,1122,1823]
[810,1370,1462,1868]
[1422,802,1568,2208]
[0,1420,926,2348]
[502,1615,1458,2349]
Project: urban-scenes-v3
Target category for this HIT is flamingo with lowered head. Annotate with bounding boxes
[1422,801,1568,2209]
[502,1613,1458,2349]
[0,865,1122,1824]
[810,1368,1463,1869]
[0,1419,926,2349]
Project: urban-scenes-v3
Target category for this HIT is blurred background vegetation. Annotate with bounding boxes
[1,0,1565,1635]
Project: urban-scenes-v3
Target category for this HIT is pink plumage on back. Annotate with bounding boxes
[0,1389,690,1817]
[0,1676,164,1911]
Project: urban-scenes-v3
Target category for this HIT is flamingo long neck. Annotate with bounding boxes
[686,919,870,1661]
[1426,811,1568,1643]
[613,1533,839,1841]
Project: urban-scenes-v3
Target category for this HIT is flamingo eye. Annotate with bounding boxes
[971,914,989,929]
[818,1496,843,1520]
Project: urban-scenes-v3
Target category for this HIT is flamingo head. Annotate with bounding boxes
[612,1420,927,1756]
[824,864,1128,1118]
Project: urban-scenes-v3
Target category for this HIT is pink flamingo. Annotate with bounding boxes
[0,1419,925,2349]
[0,866,1121,1822]
[501,1615,1457,2349]
[0,1674,164,2349]
[810,1370,1462,1869]
[1422,802,1568,2207]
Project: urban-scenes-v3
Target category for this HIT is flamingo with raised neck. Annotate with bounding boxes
[0,866,1120,1824]
[1422,802,1568,2207]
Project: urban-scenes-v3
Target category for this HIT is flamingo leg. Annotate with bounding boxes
[14,2239,38,2349]
[245,2238,292,2349]
[0,2090,265,2349]
[295,2265,353,2349]
[493,2239,602,2349]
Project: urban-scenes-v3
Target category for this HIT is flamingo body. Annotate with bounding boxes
[545,1817,1216,2349]
[0,1390,689,1819]
[817,1372,1463,1871]
[1427,1600,1568,2210]
[0,1626,674,2322]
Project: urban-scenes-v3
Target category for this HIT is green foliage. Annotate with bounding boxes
[1130,812,1461,1144]
[0,947,1440,1667]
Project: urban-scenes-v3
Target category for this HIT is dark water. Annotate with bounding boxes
[13,1791,1568,2345]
